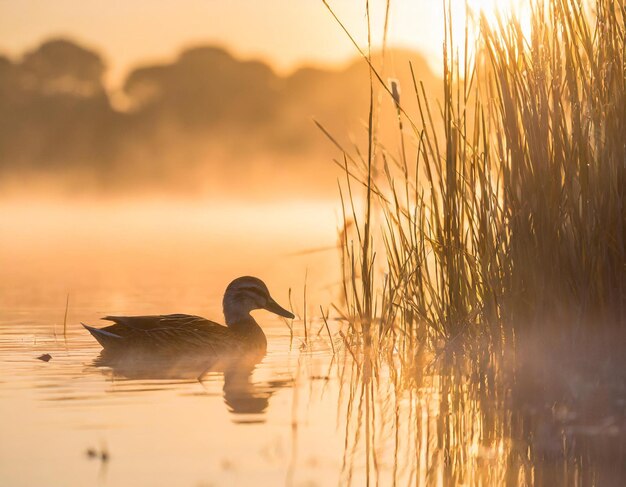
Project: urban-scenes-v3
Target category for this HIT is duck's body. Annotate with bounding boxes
[83,313,266,355]
[83,277,293,356]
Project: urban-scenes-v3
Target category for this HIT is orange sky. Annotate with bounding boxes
[0,0,452,85]
[0,0,527,86]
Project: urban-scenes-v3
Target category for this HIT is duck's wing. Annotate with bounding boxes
[102,314,217,331]
[84,314,236,353]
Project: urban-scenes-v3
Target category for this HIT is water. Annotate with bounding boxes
[0,198,344,486]
[1,199,625,486]
[0,314,344,486]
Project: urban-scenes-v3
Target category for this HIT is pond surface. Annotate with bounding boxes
[0,198,344,486]
[0,313,345,486]
[1,199,625,486]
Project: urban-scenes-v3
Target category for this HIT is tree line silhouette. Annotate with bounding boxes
[0,39,436,192]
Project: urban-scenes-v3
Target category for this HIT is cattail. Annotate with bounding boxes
[389,78,400,108]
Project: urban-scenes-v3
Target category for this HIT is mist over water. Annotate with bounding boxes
[0,197,340,310]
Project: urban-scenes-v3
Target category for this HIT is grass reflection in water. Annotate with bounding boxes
[332,330,626,486]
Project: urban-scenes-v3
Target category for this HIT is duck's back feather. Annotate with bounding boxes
[84,314,245,355]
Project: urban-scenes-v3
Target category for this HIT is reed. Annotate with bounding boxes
[63,293,70,340]
[325,3,626,483]
[329,0,625,350]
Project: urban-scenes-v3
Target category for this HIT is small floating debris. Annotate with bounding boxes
[36,353,52,362]
[86,447,110,462]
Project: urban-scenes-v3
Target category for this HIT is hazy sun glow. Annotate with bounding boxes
[462,0,533,37]
[464,0,529,23]
[441,0,533,66]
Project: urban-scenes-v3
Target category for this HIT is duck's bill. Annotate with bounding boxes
[265,299,295,319]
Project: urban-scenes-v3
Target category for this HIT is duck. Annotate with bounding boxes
[82,276,294,356]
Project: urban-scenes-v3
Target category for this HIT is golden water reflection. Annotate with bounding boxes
[1,315,624,485]
[336,338,626,486]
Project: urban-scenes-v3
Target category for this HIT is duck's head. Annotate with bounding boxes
[223,276,295,326]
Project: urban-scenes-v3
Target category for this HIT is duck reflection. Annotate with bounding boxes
[93,348,292,417]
